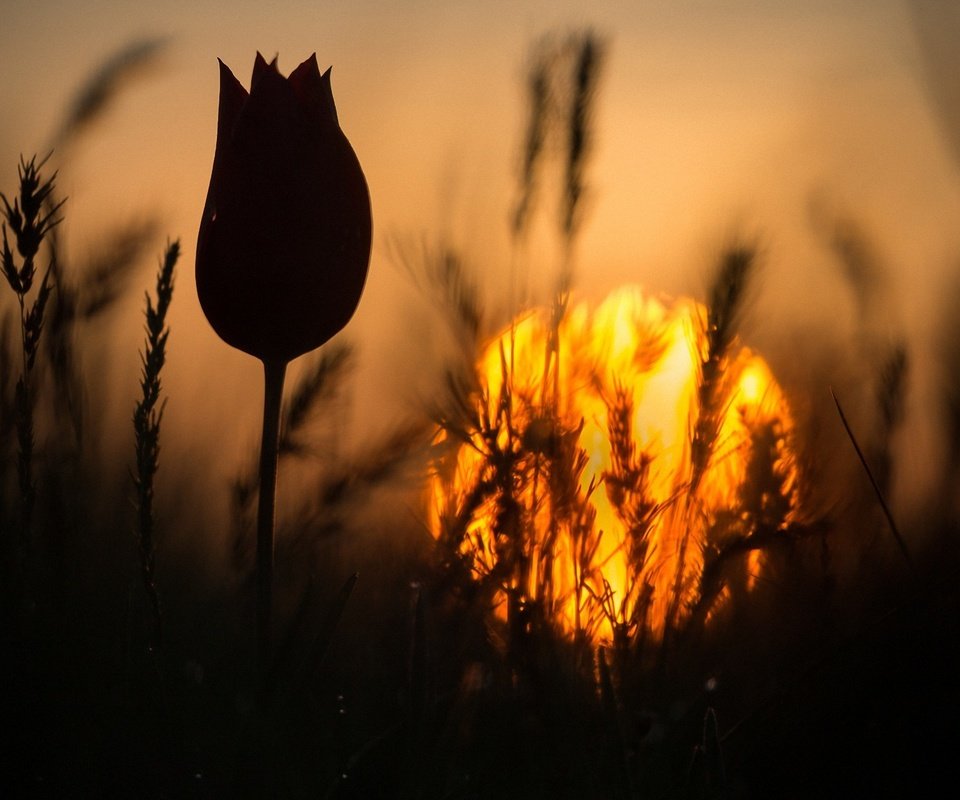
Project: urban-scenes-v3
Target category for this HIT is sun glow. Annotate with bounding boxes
[429,285,800,645]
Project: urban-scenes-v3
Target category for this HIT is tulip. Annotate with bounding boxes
[196,52,371,362]
[196,54,371,689]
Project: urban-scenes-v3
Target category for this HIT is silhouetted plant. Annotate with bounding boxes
[663,246,756,638]
[195,53,372,693]
[1,154,62,541]
[132,239,179,651]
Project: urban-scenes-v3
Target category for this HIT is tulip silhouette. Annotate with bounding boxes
[197,52,371,362]
[196,53,371,689]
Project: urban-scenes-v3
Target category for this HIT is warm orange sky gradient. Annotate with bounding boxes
[2,1,960,531]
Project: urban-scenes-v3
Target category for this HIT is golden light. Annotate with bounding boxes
[429,285,800,646]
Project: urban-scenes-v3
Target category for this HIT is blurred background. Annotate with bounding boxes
[2,0,959,537]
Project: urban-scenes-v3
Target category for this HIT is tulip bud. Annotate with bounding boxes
[196,53,371,363]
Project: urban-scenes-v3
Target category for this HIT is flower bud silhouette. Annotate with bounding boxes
[196,53,371,363]
[195,53,371,692]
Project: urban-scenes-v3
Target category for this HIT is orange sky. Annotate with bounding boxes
[2,1,959,523]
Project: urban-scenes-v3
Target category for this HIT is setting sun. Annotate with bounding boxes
[429,282,799,644]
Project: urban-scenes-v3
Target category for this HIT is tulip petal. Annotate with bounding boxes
[289,54,339,127]
[251,51,280,90]
[216,59,248,144]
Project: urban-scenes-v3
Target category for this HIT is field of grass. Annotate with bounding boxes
[3,31,959,799]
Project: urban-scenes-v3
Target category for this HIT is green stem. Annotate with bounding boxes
[257,358,287,691]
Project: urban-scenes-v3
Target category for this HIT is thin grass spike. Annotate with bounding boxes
[831,387,915,574]
[132,239,179,650]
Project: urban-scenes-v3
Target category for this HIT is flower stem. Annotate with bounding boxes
[257,358,287,691]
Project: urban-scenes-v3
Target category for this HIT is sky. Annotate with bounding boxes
[2,0,959,519]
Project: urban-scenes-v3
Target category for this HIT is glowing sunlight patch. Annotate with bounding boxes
[429,286,800,645]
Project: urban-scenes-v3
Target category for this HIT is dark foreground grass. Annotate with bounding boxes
[3,490,957,798]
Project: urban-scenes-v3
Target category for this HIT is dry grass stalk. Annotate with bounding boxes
[561,31,604,248]
[2,155,62,540]
[132,239,179,650]
[599,383,662,651]
[663,245,755,640]
[511,43,553,242]
[691,246,755,491]
[831,387,915,574]
[510,30,606,254]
